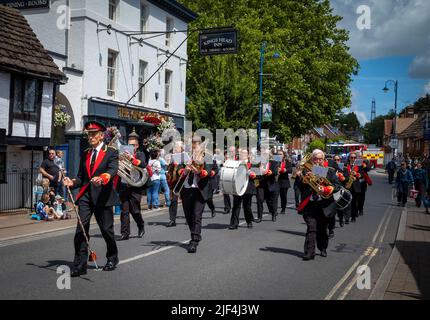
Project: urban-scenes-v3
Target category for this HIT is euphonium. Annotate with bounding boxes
[109,128,148,187]
[299,153,333,199]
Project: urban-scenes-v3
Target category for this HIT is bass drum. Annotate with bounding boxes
[333,187,352,211]
[220,160,249,196]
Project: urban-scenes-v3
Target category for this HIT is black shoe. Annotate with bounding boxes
[187,243,197,253]
[228,225,238,230]
[118,234,129,241]
[359,211,363,216]
[103,258,119,271]
[166,220,176,227]
[340,221,344,227]
[351,218,356,223]
[280,209,286,214]
[321,250,327,257]
[211,210,216,218]
[329,230,334,239]
[138,225,145,238]
[71,266,87,277]
[254,218,262,223]
[272,214,277,222]
[247,222,253,229]
[224,209,231,214]
[302,254,315,261]
[345,219,350,225]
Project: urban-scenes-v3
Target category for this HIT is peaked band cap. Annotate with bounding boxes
[84,120,106,132]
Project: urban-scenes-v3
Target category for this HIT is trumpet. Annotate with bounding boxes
[173,140,208,196]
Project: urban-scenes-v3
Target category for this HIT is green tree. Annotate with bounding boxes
[363,110,395,145]
[180,0,359,142]
[335,111,360,131]
[307,138,326,153]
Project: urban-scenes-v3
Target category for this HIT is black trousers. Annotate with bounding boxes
[231,194,254,226]
[264,188,279,216]
[279,187,289,210]
[74,193,118,266]
[350,190,360,219]
[357,190,366,213]
[388,170,395,184]
[119,188,144,237]
[224,194,231,211]
[303,204,329,256]
[256,187,265,219]
[169,193,179,222]
[294,183,301,207]
[181,188,206,244]
[397,181,409,205]
[328,205,351,231]
[206,189,215,212]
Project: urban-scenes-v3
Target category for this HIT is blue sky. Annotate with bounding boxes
[331,0,430,124]
[351,56,429,122]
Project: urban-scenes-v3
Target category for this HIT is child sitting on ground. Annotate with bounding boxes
[31,193,53,221]
[49,195,70,220]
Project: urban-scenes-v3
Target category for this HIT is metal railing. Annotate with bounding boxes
[0,171,38,212]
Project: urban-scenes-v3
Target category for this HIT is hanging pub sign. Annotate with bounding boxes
[199,28,238,56]
[0,0,50,10]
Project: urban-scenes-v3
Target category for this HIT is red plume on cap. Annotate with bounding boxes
[84,120,106,132]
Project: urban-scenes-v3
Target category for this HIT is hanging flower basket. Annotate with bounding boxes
[53,105,71,127]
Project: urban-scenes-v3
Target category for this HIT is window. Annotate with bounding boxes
[12,76,42,121]
[165,17,174,47]
[140,4,148,31]
[164,70,172,109]
[109,0,118,21]
[138,60,148,104]
[0,152,5,183]
[107,50,118,98]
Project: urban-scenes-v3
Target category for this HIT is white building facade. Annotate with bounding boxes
[21,0,197,175]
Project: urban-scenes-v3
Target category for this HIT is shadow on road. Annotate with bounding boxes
[408,224,430,232]
[277,229,306,237]
[143,240,189,251]
[259,246,303,258]
[392,240,430,299]
[26,260,94,281]
[202,223,229,230]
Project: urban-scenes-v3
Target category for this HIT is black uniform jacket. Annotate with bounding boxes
[297,166,342,216]
[258,160,280,192]
[73,143,120,207]
[278,160,292,189]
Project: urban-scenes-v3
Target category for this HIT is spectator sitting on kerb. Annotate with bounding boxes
[31,193,54,221]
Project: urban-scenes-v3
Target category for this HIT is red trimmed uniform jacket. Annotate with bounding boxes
[73,144,120,207]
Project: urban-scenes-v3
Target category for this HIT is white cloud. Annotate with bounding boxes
[424,82,430,95]
[343,89,370,125]
[331,0,430,78]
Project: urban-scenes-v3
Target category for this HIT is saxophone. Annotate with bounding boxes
[346,172,356,189]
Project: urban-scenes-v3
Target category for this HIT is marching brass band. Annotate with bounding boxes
[63,121,372,276]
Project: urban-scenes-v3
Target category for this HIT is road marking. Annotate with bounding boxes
[324,206,392,300]
[117,214,269,266]
[336,208,393,300]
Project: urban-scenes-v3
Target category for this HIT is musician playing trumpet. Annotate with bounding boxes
[296,149,341,260]
[177,136,213,253]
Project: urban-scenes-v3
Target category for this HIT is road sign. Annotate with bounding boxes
[389,139,398,149]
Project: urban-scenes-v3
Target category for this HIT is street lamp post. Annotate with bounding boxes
[383,80,398,157]
[257,42,279,151]
[257,42,267,152]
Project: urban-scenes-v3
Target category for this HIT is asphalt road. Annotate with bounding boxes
[0,171,401,300]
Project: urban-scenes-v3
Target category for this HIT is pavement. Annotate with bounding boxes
[0,171,424,300]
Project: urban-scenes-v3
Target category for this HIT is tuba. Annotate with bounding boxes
[108,127,148,187]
